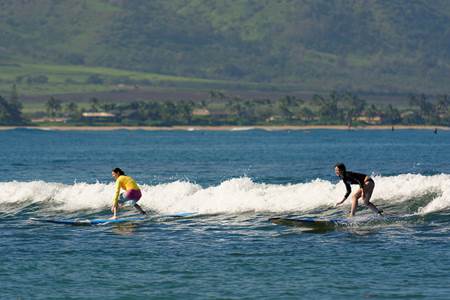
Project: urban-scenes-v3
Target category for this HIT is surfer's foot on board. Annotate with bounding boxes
[134,204,147,215]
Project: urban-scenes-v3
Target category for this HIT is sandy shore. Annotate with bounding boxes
[1,125,449,131]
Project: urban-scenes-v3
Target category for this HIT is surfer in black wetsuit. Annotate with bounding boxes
[334,163,383,217]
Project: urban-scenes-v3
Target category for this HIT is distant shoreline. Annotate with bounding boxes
[1,125,449,131]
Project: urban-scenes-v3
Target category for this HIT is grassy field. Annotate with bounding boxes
[0,62,321,104]
[0,62,237,95]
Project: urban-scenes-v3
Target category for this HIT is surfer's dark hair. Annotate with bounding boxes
[335,163,346,172]
[112,168,125,176]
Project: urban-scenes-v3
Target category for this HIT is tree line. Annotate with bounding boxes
[2,88,450,126]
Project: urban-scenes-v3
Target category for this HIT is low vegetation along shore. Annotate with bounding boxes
[2,84,450,129]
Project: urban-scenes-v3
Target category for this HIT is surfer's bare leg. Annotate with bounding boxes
[362,180,383,215]
[350,189,362,216]
[366,202,382,215]
[134,203,147,215]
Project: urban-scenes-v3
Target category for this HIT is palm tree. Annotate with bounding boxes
[7,84,23,121]
[366,104,379,123]
[298,107,315,122]
[65,102,79,117]
[90,97,100,112]
[409,94,433,119]
[46,97,62,117]
[0,95,24,124]
[314,93,339,121]
[436,95,450,117]
[342,92,366,127]
[162,101,178,123]
[278,98,294,120]
[178,101,194,123]
[382,104,401,125]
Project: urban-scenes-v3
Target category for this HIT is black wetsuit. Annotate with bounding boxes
[340,171,372,199]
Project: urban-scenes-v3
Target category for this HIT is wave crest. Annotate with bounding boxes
[1,174,449,215]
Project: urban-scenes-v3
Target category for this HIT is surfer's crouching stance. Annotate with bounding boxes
[334,163,383,217]
[111,168,146,219]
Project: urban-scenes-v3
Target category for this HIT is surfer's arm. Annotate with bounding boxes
[336,182,351,206]
[111,182,121,218]
[112,180,121,207]
[343,181,351,200]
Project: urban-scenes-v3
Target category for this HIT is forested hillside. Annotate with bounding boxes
[1,0,450,93]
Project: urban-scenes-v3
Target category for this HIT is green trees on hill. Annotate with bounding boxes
[2,1,450,93]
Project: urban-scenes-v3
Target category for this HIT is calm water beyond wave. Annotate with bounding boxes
[1,128,450,299]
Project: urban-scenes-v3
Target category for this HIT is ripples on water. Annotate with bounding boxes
[1,129,450,299]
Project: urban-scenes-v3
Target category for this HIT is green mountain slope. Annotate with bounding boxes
[1,0,450,93]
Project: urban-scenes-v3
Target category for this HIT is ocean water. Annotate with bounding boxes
[1,128,450,299]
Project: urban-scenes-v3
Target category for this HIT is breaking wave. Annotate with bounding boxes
[1,174,449,216]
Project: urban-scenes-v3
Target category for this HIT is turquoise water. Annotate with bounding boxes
[1,129,450,299]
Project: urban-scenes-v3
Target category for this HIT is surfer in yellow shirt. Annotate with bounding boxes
[111,168,146,219]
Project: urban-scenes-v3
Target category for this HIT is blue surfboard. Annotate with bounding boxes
[31,212,196,226]
[162,212,196,218]
[31,217,146,226]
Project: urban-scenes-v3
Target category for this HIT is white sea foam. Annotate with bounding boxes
[1,174,449,214]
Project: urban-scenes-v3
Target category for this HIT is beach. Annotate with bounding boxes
[1,125,449,131]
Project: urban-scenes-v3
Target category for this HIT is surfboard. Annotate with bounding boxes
[269,217,350,228]
[31,217,146,226]
[162,212,196,218]
[31,212,196,226]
